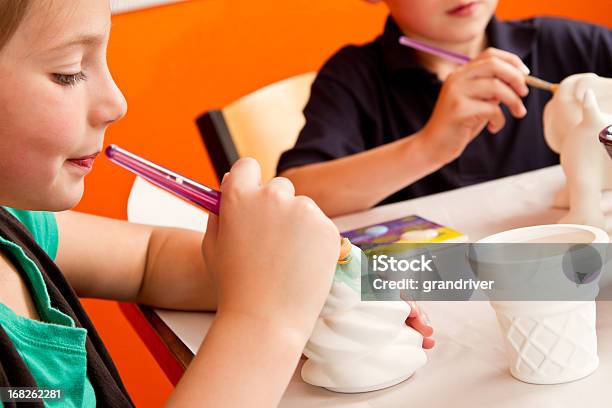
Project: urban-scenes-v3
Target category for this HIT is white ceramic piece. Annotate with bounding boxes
[491,300,599,385]
[476,224,608,384]
[543,73,612,229]
[301,244,427,393]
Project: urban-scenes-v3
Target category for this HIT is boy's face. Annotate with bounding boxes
[383,0,498,44]
[0,0,126,211]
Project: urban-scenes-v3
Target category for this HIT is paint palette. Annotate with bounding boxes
[341,215,467,251]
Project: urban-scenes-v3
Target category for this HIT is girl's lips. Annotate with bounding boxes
[67,152,99,171]
[447,2,480,17]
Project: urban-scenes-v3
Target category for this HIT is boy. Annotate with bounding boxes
[278,0,612,217]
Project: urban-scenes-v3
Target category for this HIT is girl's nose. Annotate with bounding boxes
[91,69,128,127]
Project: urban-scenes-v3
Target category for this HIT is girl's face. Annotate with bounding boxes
[0,0,126,211]
[384,0,499,44]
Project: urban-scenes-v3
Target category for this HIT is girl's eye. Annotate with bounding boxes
[52,72,87,87]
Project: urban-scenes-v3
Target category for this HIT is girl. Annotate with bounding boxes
[0,1,434,407]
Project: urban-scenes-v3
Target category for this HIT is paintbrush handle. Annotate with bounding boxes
[525,76,559,92]
[399,36,470,65]
[399,36,558,92]
[105,145,221,214]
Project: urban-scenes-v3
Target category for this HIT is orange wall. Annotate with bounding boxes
[497,1,612,24]
[76,1,611,406]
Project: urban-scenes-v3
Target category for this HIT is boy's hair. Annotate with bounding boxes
[0,0,30,51]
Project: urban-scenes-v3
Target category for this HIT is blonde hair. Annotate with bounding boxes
[0,0,30,51]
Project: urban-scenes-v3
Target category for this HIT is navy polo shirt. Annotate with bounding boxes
[277,16,612,205]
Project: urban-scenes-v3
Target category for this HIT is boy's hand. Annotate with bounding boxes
[419,47,530,163]
[203,158,340,341]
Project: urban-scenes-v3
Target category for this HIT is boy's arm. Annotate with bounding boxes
[281,132,446,217]
[54,210,217,310]
[283,48,529,217]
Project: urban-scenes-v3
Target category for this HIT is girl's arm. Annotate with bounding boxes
[167,158,340,407]
[57,158,339,406]
[55,210,217,310]
[166,312,304,408]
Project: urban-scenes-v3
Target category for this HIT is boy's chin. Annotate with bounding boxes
[443,24,488,44]
[441,14,492,39]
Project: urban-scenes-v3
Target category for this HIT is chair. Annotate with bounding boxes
[126,176,208,232]
[196,72,316,182]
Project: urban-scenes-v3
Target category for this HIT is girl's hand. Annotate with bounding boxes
[203,158,340,341]
[406,301,435,349]
[418,48,530,163]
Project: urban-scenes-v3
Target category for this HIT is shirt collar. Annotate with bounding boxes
[380,15,536,73]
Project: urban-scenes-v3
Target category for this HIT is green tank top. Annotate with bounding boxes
[0,207,96,407]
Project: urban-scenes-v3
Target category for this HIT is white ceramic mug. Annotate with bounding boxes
[476,224,608,384]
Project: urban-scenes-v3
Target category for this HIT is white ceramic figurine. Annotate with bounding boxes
[543,73,612,229]
[301,239,427,393]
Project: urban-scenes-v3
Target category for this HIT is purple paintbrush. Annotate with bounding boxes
[105,144,221,215]
[399,36,558,92]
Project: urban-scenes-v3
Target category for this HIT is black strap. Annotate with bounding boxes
[0,324,45,407]
[0,208,134,407]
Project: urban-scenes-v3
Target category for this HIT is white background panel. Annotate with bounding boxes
[111,0,185,14]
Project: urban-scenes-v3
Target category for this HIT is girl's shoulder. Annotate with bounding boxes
[1,207,58,260]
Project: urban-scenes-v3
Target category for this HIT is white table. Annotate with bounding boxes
[128,166,612,408]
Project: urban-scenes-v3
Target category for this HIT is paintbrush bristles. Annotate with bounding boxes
[525,75,559,93]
